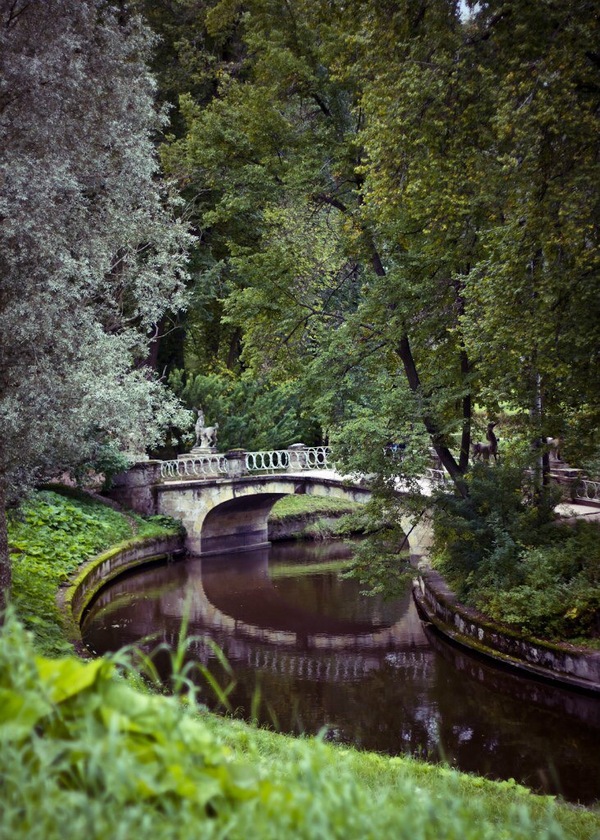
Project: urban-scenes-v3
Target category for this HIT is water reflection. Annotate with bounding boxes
[82,541,600,805]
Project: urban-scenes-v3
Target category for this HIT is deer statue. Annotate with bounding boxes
[472,422,498,463]
[546,436,563,464]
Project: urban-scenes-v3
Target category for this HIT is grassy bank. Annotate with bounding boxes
[3,488,599,837]
[7,487,182,656]
[269,495,365,539]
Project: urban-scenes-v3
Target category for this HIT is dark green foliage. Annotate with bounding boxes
[433,464,600,641]
[478,523,600,642]
[153,0,600,497]
[168,369,321,452]
[71,444,133,490]
[433,463,559,593]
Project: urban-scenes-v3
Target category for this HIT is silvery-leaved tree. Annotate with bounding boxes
[0,0,192,606]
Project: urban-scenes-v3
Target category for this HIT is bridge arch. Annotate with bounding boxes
[156,475,372,555]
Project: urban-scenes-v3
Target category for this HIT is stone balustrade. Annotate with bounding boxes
[574,476,600,504]
[160,445,331,481]
[161,454,228,480]
[414,569,600,694]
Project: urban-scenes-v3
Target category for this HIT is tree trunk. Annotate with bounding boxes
[396,335,469,498]
[458,350,472,473]
[370,242,469,498]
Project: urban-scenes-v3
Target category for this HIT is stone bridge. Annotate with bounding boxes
[107,446,433,558]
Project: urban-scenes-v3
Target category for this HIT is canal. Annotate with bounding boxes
[81,539,600,805]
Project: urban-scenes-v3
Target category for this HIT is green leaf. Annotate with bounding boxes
[35,656,111,705]
[0,688,52,740]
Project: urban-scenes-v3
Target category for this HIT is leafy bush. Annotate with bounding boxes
[477,522,600,640]
[432,464,600,641]
[433,463,556,592]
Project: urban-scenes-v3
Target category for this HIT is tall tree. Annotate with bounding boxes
[162,0,478,490]
[458,0,600,456]
[0,0,191,607]
[160,0,599,487]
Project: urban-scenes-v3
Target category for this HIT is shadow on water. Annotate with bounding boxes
[81,540,600,805]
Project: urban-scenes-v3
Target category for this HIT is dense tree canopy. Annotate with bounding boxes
[0,0,192,601]
[158,0,600,482]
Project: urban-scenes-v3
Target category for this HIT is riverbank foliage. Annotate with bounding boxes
[1,609,598,840]
[7,488,182,656]
[269,495,366,540]
[432,464,600,643]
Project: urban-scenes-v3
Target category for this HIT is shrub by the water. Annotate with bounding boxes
[476,522,600,641]
[433,464,600,642]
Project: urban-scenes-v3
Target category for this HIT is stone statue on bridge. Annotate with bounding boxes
[191,407,219,454]
[194,407,205,448]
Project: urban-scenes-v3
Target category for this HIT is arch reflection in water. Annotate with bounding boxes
[81,540,600,805]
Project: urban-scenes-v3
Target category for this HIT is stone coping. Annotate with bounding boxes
[414,568,600,695]
[57,533,185,655]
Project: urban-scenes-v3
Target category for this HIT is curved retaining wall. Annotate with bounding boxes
[414,569,600,694]
[57,533,185,652]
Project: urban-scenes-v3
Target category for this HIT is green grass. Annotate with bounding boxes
[268,559,353,579]
[269,495,361,520]
[8,488,182,656]
[269,495,367,539]
[1,609,598,840]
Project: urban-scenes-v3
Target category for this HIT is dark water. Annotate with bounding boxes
[81,541,600,805]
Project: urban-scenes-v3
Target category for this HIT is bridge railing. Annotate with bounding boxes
[573,476,600,504]
[246,446,331,473]
[160,445,331,481]
[160,454,228,480]
[549,469,600,506]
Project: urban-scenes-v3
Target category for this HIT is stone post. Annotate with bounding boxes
[104,460,162,515]
[287,442,307,469]
[225,449,248,479]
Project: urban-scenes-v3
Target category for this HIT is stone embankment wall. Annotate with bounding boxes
[414,569,600,694]
[58,533,185,651]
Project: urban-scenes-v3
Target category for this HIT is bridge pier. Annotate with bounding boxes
[106,460,162,516]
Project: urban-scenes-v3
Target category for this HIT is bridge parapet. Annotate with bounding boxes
[161,453,228,480]
[574,477,600,504]
[245,445,330,473]
[160,445,331,481]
